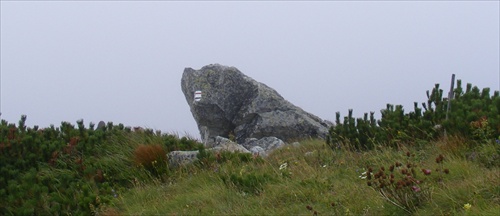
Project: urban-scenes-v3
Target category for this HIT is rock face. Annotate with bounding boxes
[181,64,331,146]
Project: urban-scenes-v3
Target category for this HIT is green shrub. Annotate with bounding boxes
[472,141,500,168]
[327,80,500,150]
[0,115,201,215]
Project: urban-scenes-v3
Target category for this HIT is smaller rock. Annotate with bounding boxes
[133,127,145,132]
[167,137,252,167]
[242,138,258,149]
[249,146,266,157]
[209,144,250,153]
[242,136,286,157]
[166,136,287,166]
[291,142,301,148]
[243,137,286,152]
[304,151,315,157]
[167,150,199,167]
[433,124,442,130]
[214,136,237,146]
[96,121,106,130]
[209,136,250,153]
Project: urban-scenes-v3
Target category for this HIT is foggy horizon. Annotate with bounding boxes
[1,1,499,139]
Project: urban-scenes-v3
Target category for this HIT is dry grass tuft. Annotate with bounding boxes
[436,135,469,157]
[133,144,166,169]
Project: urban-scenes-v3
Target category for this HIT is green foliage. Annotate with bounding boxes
[327,80,500,150]
[163,135,202,152]
[0,116,202,215]
[216,152,270,195]
[221,172,275,195]
[470,142,500,168]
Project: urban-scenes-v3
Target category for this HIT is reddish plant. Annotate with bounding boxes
[365,152,449,213]
[64,137,79,155]
[133,144,166,169]
[94,169,104,183]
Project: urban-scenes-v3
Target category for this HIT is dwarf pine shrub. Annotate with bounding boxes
[0,116,202,215]
[327,80,500,150]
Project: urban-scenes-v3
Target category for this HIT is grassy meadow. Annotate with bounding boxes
[102,137,499,215]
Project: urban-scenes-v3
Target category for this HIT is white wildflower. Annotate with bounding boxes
[279,162,288,170]
[359,171,367,179]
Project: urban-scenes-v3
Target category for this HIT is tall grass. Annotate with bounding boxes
[109,138,499,215]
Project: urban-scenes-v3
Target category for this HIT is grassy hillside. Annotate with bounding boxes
[1,80,499,215]
[2,117,498,216]
[108,138,499,215]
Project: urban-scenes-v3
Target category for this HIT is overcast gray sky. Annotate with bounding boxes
[1,1,499,139]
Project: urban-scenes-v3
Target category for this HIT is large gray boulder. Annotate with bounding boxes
[181,64,331,145]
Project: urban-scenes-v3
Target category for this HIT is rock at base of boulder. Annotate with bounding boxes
[167,150,199,167]
[243,137,286,152]
[167,136,288,167]
[249,146,266,157]
[209,136,250,153]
